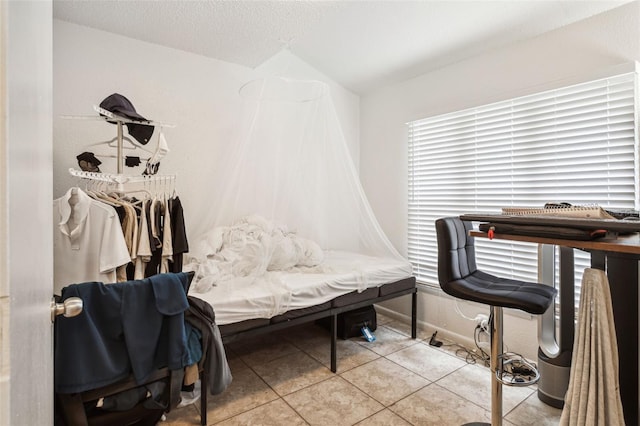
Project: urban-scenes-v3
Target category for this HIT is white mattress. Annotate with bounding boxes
[188,250,413,325]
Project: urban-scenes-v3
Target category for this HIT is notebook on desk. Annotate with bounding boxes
[502,204,615,219]
[463,203,640,234]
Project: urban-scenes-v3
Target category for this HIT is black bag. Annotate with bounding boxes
[479,222,607,241]
[318,305,377,340]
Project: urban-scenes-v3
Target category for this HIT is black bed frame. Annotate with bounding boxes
[220,284,418,372]
[193,280,418,425]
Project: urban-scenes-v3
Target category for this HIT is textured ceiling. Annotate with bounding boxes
[53,0,631,95]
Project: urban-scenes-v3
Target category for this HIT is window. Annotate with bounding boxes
[408,70,638,298]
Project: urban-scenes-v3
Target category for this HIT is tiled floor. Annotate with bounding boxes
[162,314,562,425]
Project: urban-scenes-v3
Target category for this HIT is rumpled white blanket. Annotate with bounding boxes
[185,215,324,293]
[559,268,624,426]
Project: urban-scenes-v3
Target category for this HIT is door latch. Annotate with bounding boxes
[50,297,83,322]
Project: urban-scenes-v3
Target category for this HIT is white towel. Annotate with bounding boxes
[560,268,624,426]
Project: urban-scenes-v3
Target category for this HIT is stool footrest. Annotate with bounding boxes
[496,357,540,387]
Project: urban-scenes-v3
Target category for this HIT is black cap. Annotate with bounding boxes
[99,93,146,121]
[76,151,102,172]
[99,93,155,145]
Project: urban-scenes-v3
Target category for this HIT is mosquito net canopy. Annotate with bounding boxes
[187,78,407,290]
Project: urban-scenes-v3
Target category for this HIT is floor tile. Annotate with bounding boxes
[281,322,381,373]
[304,337,381,373]
[252,350,334,396]
[505,391,562,425]
[390,382,490,425]
[215,399,307,425]
[355,408,412,425]
[380,318,416,338]
[161,320,563,426]
[341,357,429,406]
[203,360,279,424]
[386,341,467,382]
[161,404,201,425]
[284,376,384,425]
[357,325,417,356]
[436,363,535,414]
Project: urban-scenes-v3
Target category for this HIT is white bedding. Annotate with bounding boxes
[188,250,413,325]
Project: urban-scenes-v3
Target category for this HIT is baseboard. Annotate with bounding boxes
[374,304,478,350]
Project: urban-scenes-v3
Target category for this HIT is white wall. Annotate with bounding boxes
[53,20,360,243]
[362,2,640,359]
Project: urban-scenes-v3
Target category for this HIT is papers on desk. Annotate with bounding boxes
[502,205,615,219]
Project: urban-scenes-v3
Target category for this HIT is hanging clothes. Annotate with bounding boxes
[160,199,174,274]
[131,194,189,278]
[135,198,153,279]
[84,190,141,282]
[560,268,624,426]
[55,173,189,290]
[144,198,164,277]
[168,196,189,273]
[53,187,131,295]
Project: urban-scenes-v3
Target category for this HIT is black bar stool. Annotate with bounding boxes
[435,217,557,426]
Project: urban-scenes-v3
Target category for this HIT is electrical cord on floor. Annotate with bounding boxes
[431,324,536,377]
[447,343,490,367]
[499,351,539,385]
[437,332,491,367]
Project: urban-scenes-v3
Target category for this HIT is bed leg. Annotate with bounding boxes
[330,314,337,373]
[411,291,417,339]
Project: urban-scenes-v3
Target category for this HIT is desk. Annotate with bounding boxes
[466,227,639,426]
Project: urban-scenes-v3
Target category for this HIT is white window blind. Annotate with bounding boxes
[408,71,638,293]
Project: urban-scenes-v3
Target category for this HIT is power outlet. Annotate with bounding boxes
[474,314,489,332]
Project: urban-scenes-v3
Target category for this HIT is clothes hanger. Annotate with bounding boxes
[106,190,149,212]
[87,189,120,207]
[87,135,155,154]
[80,180,120,207]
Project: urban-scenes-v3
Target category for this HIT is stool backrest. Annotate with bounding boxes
[435,217,478,287]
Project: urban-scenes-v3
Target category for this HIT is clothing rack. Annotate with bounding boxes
[62,106,175,174]
[69,168,176,195]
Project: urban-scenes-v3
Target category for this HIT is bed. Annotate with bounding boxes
[190,254,416,426]
[186,220,418,373]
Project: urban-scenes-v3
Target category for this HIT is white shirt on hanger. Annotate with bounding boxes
[53,187,131,294]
